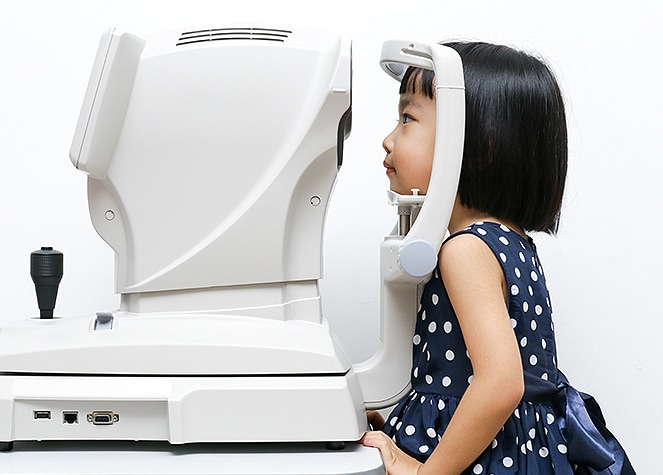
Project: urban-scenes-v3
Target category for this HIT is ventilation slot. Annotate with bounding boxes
[177,28,292,46]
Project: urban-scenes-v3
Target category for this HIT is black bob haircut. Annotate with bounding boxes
[400,42,568,235]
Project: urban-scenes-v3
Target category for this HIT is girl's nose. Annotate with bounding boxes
[382,129,395,154]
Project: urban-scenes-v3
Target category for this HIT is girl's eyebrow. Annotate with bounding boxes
[398,94,422,113]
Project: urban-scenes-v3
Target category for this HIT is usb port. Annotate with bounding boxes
[33,410,51,420]
[86,411,119,425]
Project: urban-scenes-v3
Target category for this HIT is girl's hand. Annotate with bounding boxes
[361,431,422,475]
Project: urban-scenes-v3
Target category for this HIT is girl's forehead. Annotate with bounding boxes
[398,92,433,111]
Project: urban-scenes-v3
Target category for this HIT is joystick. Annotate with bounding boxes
[30,247,63,319]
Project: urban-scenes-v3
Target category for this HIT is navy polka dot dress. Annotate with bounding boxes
[383,222,633,474]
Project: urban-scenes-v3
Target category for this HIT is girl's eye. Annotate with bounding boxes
[402,114,413,124]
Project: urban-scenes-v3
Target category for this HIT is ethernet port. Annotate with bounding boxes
[62,411,79,424]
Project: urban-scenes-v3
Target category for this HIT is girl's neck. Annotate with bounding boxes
[448,198,527,240]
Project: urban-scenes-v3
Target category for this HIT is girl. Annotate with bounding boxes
[362,42,634,475]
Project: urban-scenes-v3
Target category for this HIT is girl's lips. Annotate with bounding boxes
[383,161,395,174]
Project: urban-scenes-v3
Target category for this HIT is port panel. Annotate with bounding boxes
[13,400,167,440]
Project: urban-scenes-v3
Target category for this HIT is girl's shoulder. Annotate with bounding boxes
[445,221,533,255]
[438,223,508,290]
[440,221,536,282]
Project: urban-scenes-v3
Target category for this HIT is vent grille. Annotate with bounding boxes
[177,27,292,46]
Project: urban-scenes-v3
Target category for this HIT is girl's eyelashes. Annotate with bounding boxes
[400,113,414,124]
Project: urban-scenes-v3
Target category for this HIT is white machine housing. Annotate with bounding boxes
[0,26,464,448]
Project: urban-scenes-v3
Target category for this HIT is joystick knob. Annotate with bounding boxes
[30,247,63,319]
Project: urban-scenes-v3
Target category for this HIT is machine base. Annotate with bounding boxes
[0,373,366,446]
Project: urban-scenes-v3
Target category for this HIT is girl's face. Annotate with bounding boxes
[382,91,436,195]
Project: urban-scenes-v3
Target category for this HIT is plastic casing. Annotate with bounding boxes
[0,29,464,446]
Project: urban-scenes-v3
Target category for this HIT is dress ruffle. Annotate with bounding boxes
[385,389,573,474]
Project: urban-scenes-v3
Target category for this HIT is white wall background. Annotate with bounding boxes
[1,0,660,471]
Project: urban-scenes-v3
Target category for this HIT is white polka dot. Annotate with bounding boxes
[528,286,534,296]
[541,338,547,349]
[396,421,402,430]
[438,400,446,410]
[526,440,533,451]
[442,376,452,387]
[557,444,568,454]
[520,336,528,347]
[531,320,537,331]
[502,457,514,468]
[405,425,416,436]
[428,321,437,333]
[426,428,437,438]
[425,374,433,385]
[535,304,543,315]
[499,236,509,246]
[426,351,431,361]
[529,428,536,439]
[541,373,549,380]
[514,267,521,278]
[420,395,426,404]
[468,375,474,384]
[500,224,511,232]
[530,271,539,282]
[413,334,421,345]
[491,439,498,449]
[413,367,419,378]
[432,294,439,305]
[523,301,529,312]
[419,445,429,453]
[473,464,483,474]
[499,252,507,263]
[443,321,453,333]
[546,413,555,424]
[519,252,526,263]
[520,444,527,454]
[445,349,455,361]
[477,227,487,235]
[514,408,520,419]
[511,285,520,296]
[530,355,538,366]
[539,447,549,458]
[389,416,398,426]
[421,310,426,321]
[511,318,518,328]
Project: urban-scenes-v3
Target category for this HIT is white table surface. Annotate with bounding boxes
[0,441,385,475]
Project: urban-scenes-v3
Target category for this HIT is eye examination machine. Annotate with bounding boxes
[0,26,464,473]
